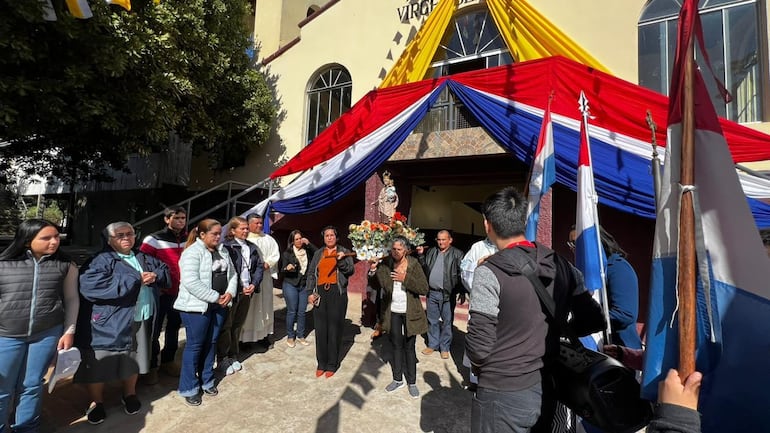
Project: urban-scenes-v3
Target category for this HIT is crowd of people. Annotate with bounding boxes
[2,186,761,432]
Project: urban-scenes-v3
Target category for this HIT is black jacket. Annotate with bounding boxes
[647,404,701,433]
[280,243,318,287]
[417,245,464,299]
[0,255,71,337]
[306,245,355,294]
[223,239,264,297]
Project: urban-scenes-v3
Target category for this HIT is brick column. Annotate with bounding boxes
[536,189,553,247]
[349,173,385,327]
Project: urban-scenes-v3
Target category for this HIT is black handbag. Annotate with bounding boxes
[521,267,653,433]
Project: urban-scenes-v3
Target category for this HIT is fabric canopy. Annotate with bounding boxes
[251,56,770,227]
[379,0,609,89]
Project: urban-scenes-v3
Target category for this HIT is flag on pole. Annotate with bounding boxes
[574,91,611,354]
[641,1,770,431]
[524,95,556,241]
[65,0,93,19]
[574,91,605,292]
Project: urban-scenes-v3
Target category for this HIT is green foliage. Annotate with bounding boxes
[0,0,276,184]
[25,201,64,226]
[0,180,22,234]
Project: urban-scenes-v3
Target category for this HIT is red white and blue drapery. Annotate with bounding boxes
[246,56,770,228]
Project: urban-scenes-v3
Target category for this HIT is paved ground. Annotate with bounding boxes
[42,290,474,433]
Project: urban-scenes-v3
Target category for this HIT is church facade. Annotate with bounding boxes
[186,1,770,320]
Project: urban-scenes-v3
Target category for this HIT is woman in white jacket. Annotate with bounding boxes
[174,219,237,407]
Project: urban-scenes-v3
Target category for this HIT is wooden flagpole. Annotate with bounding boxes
[677,5,697,380]
[646,110,662,212]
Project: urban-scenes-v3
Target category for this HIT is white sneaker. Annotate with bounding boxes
[231,360,242,371]
[218,357,235,376]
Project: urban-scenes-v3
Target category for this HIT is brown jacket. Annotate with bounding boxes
[369,256,428,337]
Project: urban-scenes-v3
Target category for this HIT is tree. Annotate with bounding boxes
[0,0,276,184]
[0,173,22,234]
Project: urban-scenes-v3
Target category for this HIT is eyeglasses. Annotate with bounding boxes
[112,232,136,240]
[567,240,576,250]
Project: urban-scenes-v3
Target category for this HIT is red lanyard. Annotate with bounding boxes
[505,240,535,249]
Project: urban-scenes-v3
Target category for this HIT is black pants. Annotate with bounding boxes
[313,284,347,372]
[217,294,252,359]
[151,293,182,367]
[389,312,417,384]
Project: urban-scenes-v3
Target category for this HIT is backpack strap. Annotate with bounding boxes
[486,248,579,344]
[522,264,556,320]
[484,248,556,319]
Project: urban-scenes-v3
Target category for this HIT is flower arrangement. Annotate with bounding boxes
[389,212,425,247]
[348,212,425,261]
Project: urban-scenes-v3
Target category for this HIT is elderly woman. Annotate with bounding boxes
[74,222,169,425]
[368,236,428,398]
[306,226,355,378]
[0,219,79,433]
[175,219,237,406]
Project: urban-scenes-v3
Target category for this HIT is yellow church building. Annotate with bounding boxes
[190,0,768,193]
[180,1,767,317]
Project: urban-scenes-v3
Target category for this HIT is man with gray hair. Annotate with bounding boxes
[416,230,464,359]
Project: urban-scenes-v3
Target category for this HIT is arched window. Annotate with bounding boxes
[638,0,764,122]
[427,8,513,78]
[416,9,509,133]
[306,65,352,144]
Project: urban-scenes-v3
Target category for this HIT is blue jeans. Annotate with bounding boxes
[471,382,543,433]
[0,325,62,433]
[426,289,452,352]
[178,306,226,397]
[283,281,308,339]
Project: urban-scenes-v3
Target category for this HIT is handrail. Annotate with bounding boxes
[132,180,255,228]
[204,177,276,223]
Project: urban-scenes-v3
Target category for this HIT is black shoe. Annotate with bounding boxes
[184,394,202,406]
[203,386,218,396]
[86,402,106,424]
[122,394,142,415]
[259,336,274,349]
